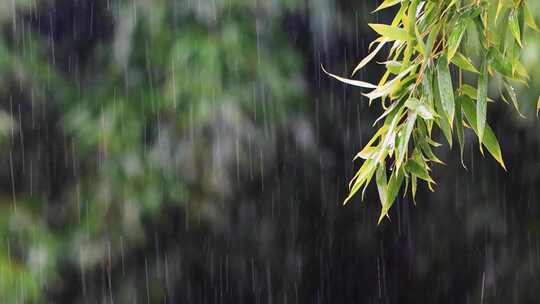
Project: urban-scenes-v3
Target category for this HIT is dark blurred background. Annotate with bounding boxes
[0,0,540,303]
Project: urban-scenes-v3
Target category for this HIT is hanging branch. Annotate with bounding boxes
[324,0,539,223]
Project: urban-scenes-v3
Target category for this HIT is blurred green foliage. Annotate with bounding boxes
[0,0,305,301]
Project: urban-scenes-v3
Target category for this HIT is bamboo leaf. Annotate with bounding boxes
[344,160,378,205]
[405,97,435,120]
[461,96,506,170]
[437,57,455,127]
[477,61,488,151]
[503,82,525,117]
[376,163,388,209]
[455,96,465,166]
[368,23,410,41]
[524,3,540,32]
[451,52,479,74]
[537,96,540,117]
[374,0,403,13]
[378,169,404,224]
[405,159,433,183]
[352,40,388,76]
[509,9,522,47]
[447,17,468,63]
[322,65,377,89]
[396,110,418,170]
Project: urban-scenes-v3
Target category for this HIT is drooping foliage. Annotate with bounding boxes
[326,0,539,223]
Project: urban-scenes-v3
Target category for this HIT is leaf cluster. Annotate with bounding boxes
[325,0,539,223]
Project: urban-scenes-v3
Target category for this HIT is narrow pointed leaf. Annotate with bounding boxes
[455,96,465,166]
[524,3,540,32]
[368,24,410,41]
[376,163,388,208]
[405,159,433,183]
[537,96,540,117]
[509,9,522,47]
[477,61,488,149]
[322,65,377,89]
[451,52,479,74]
[378,169,404,224]
[461,96,506,170]
[352,40,388,76]
[447,18,468,62]
[374,0,402,12]
[437,57,455,127]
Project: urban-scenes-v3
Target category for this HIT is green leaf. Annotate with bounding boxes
[405,97,435,120]
[447,17,468,63]
[488,47,514,79]
[352,40,388,76]
[503,81,524,117]
[451,52,479,74]
[433,69,453,147]
[354,125,388,161]
[524,3,540,32]
[344,160,378,205]
[364,65,416,101]
[461,96,506,170]
[396,110,417,169]
[405,158,433,183]
[477,61,488,151]
[537,96,540,117]
[384,61,403,74]
[322,65,377,89]
[416,120,444,164]
[411,175,418,202]
[437,56,455,127]
[376,163,388,209]
[368,23,410,41]
[509,8,522,47]
[374,0,403,12]
[378,169,404,224]
[455,96,465,166]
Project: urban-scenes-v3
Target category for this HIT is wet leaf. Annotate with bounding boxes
[509,9,522,47]
[368,23,410,41]
[322,65,377,89]
[447,17,468,62]
[461,96,506,170]
[374,0,403,12]
[405,158,433,183]
[524,3,540,32]
[477,61,488,150]
[437,57,455,127]
[378,169,404,224]
[451,52,479,74]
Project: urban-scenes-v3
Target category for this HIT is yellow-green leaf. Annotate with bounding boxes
[447,18,468,63]
[375,163,388,209]
[455,96,465,166]
[451,52,479,74]
[378,169,404,224]
[437,57,455,127]
[461,96,506,170]
[396,111,417,169]
[537,96,540,117]
[524,3,540,32]
[322,65,377,89]
[509,9,522,47]
[477,61,488,151]
[405,159,433,183]
[374,0,403,12]
[368,23,410,41]
[352,39,388,76]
